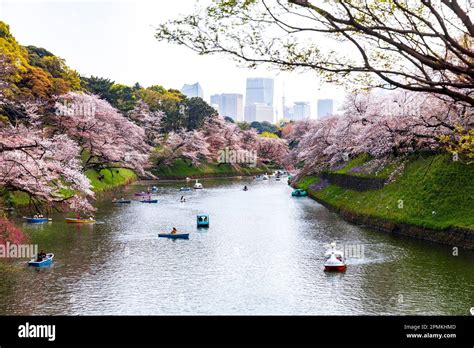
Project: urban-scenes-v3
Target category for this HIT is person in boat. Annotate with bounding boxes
[180,196,185,202]
[243,186,248,191]
[112,198,117,202]
[34,214,38,218]
[171,227,178,235]
[37,250,46,262]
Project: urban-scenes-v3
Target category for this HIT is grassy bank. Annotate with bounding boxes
[295,154,474,230]
[85,168,136,192]
[153,159,271,179]
[2,168,136,208]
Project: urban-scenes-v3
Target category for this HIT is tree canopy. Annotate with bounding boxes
[156,0,474,106]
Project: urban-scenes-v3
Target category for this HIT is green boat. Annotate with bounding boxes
[292,189,308,197]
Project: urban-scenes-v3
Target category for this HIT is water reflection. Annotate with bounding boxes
[0,178,472,315]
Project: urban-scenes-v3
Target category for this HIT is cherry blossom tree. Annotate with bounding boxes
[257,136,289,166]
[284,90,472,175]
[0,217,28,245]
[53,92,152,176]
[127,101,164,145]
[155,130,212,167]
[0,124,94,211]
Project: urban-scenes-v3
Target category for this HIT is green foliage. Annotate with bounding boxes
[237,121,250,130]
[297,154,474,230]
[153,158,267,178]
[184,97,217,130]
[260,131,279,139]
[85,168,137,193]
[0,22,80,99]
[250,121,278,134]
[108,84,138,113]
[295,176,319,191]
[81,75,115,101]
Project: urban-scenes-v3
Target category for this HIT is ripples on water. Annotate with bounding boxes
[1,178,473,315]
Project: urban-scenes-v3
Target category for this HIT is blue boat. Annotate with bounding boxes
[23,217,49,224]
[113,199,131,204]
[140,199,158,203]
[292,189,308,197]
[158,233,189,239]
[197,214,209,227]
[28,253,54,267]
[179,187,192,192]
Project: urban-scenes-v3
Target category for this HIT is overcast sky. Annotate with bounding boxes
[0,0,345,119]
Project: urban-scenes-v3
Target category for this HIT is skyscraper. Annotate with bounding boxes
[292,102,311,120]
[181,83,204,99]
[244,103,274,123]
[245,78,274,123]
[317,99,334,119]
[210,93,244,122]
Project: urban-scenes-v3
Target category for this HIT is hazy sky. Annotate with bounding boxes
[0,0,345,119]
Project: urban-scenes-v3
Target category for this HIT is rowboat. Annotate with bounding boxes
[292,189,308,197]
[140,199,158,203]
[65,218,96,224]
[158,233,189,239]
[113,199,131,204]
[134,192,149,197]
[28,253,54,267]
[23,217,50,224]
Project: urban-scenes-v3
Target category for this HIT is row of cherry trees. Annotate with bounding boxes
[1,91,157,212]
[284,91,473,176]
[1,88,289,214]
[155,115,288,168]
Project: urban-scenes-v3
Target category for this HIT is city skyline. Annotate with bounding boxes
[0,0,345,118]
[184,77,338,123]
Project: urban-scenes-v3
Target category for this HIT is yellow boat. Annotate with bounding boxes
[65,218,96,224]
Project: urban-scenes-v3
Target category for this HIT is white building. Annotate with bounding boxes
[292,101,311,120]
[210,93,244,122]
[181,82,204,99]
[244,103,274,123]
[245,78,275,123]
[317,99,334,119]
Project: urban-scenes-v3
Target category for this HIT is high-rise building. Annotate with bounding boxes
[210,93,244,122]
[292,101,311,120]
[244,103,274,123]
[181,83,204,99]
[317,99,334,119]
[245,78,274,122]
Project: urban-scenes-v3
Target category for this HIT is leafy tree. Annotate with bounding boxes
[250,121,278,134]
[237,121,250,130]
[224,116,235,123]
[81,75,115,101]
[260,131,279,139]
[108,84,138,113]
[184,97,218,130]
